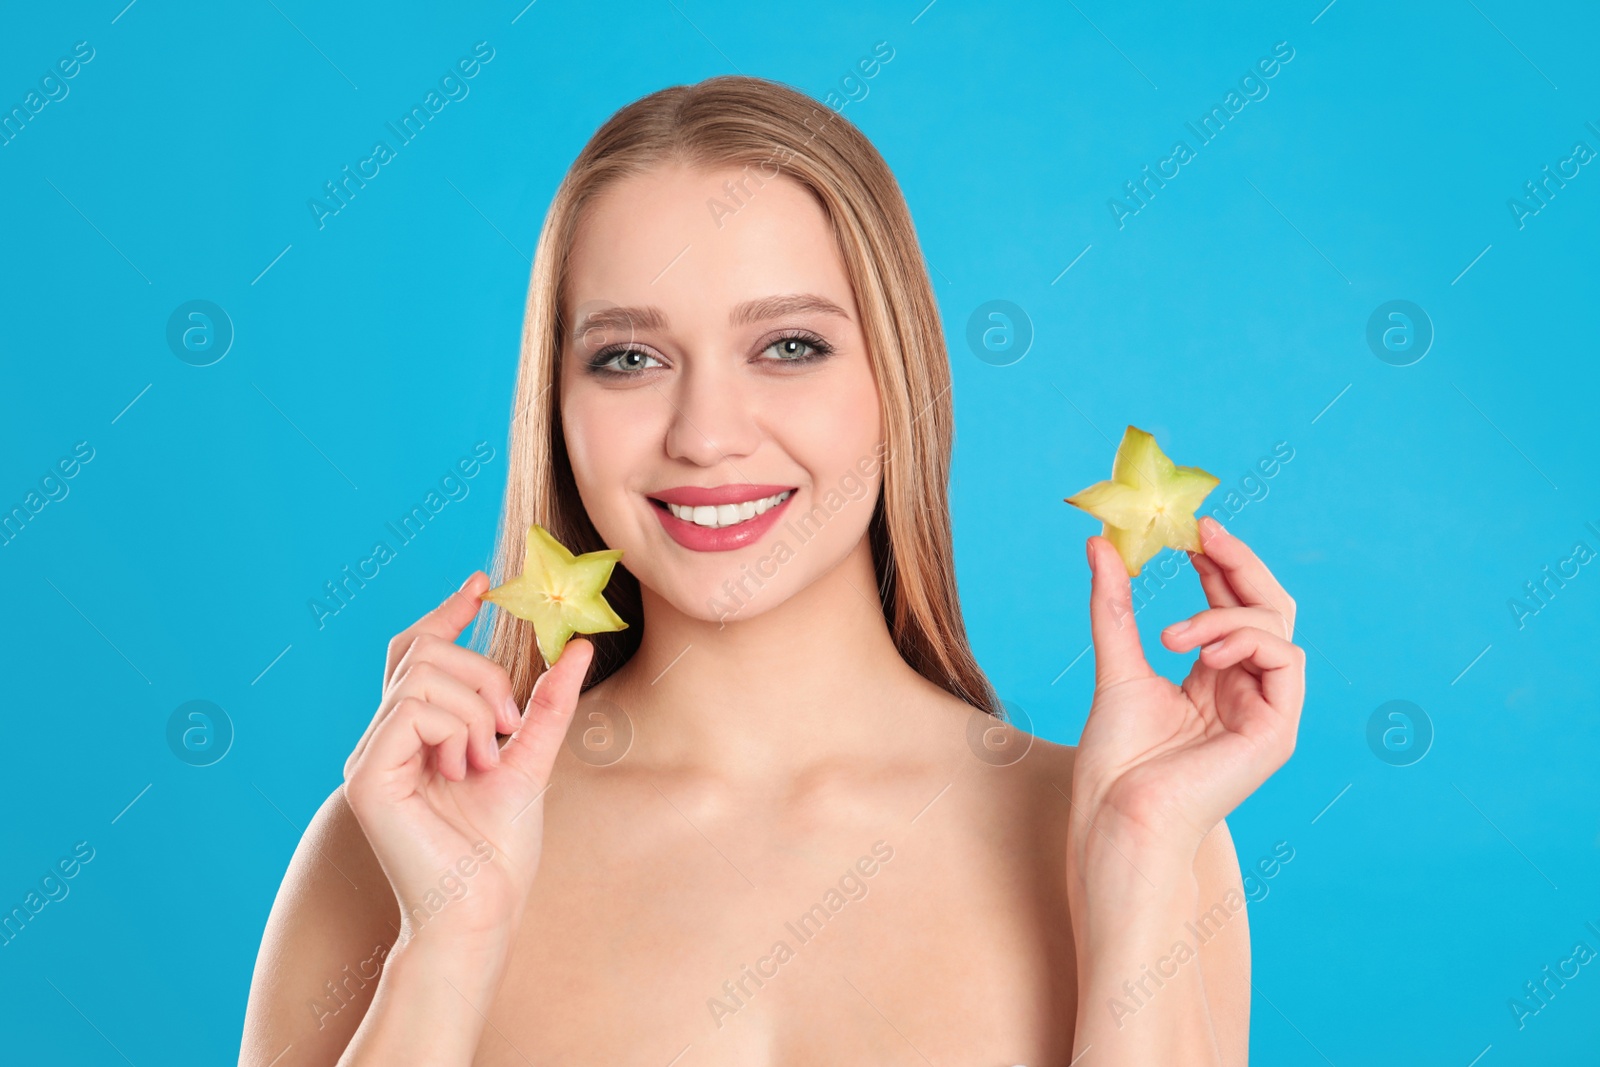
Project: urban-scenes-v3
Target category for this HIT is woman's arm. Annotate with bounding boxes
[1067,818,1250,1064]
[334,920,514,1065]
[1192,821,1251,1061]
[237,786,516,1066]
[241,574,594,1066]
[1067,520,1303,1064]
[238,785,399,1065]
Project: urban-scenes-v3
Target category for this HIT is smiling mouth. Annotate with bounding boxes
[650,490,794,530]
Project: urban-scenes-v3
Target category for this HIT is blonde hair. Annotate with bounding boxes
[477,74,1000,718]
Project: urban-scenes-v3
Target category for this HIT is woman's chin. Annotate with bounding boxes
[634,564,802,628]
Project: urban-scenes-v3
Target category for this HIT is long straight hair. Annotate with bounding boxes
[475,74,1000,719]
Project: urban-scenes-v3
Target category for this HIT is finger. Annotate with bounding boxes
[1086,535,1155,689]
[1187,549,1241,609]
[1198,626,1306,722]
[390,660,502,772]
[404,634,520,734]
[1196,518,1295,629]
[352,697,471,788]
[352,649,506,771]
[356,573,493,764]
[384,572,490,690]
[1160,605,1293,651]
[500,638,595,785]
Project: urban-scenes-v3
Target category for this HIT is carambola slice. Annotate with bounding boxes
[1064,426,1220,577]
[482,523,628,665]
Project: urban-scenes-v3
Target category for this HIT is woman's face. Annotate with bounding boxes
[559,162,886,624]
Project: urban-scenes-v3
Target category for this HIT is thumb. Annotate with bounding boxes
[1087,535,1154,689]
[500,638,595,785]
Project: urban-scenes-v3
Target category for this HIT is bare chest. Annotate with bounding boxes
[470,765,1079,1066]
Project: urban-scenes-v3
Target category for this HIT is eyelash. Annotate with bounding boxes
[585,331,835,376]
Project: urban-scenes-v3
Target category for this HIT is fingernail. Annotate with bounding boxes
[1085,537,1095,565]
[503,695,520,728]
[490,741,500,764]
[1164,619,1191,636]
[457,572,478,592]
[1203,639,1225,652]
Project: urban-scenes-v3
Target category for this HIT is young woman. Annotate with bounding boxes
[240,75,1303,1066]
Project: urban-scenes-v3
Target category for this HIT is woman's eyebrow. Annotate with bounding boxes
[729,293,851,326]
[572,293,850,339]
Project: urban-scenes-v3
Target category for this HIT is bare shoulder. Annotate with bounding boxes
[1021,730,1078,785]
[903,677,1078,789]
[239,784,400,1066]
[907,680,1082,841]
[976,697,1079,801]
[1009,730,1078,845]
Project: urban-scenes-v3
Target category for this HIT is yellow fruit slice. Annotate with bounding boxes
[1064,426,1220,577]
[481,523,628,666]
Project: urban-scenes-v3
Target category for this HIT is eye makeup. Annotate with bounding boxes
[583,329,837,377]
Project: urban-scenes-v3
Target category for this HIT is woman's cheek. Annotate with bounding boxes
[826,367,885,478]
[562,393,644,530]
[776,359,879,466]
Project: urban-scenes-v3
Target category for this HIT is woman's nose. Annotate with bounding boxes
[662,357,762,468]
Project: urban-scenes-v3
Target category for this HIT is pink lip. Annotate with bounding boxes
[648,487,796,553]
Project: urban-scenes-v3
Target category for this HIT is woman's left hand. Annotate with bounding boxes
[1070,515,1306,867]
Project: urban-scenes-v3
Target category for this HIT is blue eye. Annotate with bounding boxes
[585,332,835,376]
[588,348,664,374]
[762,333,834,363]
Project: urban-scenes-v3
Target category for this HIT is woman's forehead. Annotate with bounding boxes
[564,164,850,320]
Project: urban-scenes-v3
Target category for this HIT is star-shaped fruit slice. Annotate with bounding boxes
[1064,425,1220,577]
[481,523,628,666]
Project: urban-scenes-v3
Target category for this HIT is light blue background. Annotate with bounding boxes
[2,1,1596,1063]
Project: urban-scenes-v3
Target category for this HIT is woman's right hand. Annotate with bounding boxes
[342,571,592,948]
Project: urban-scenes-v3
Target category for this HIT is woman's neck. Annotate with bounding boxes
[596,537,933,784]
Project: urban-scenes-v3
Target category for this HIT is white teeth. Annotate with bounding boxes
[666,490,791,529]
